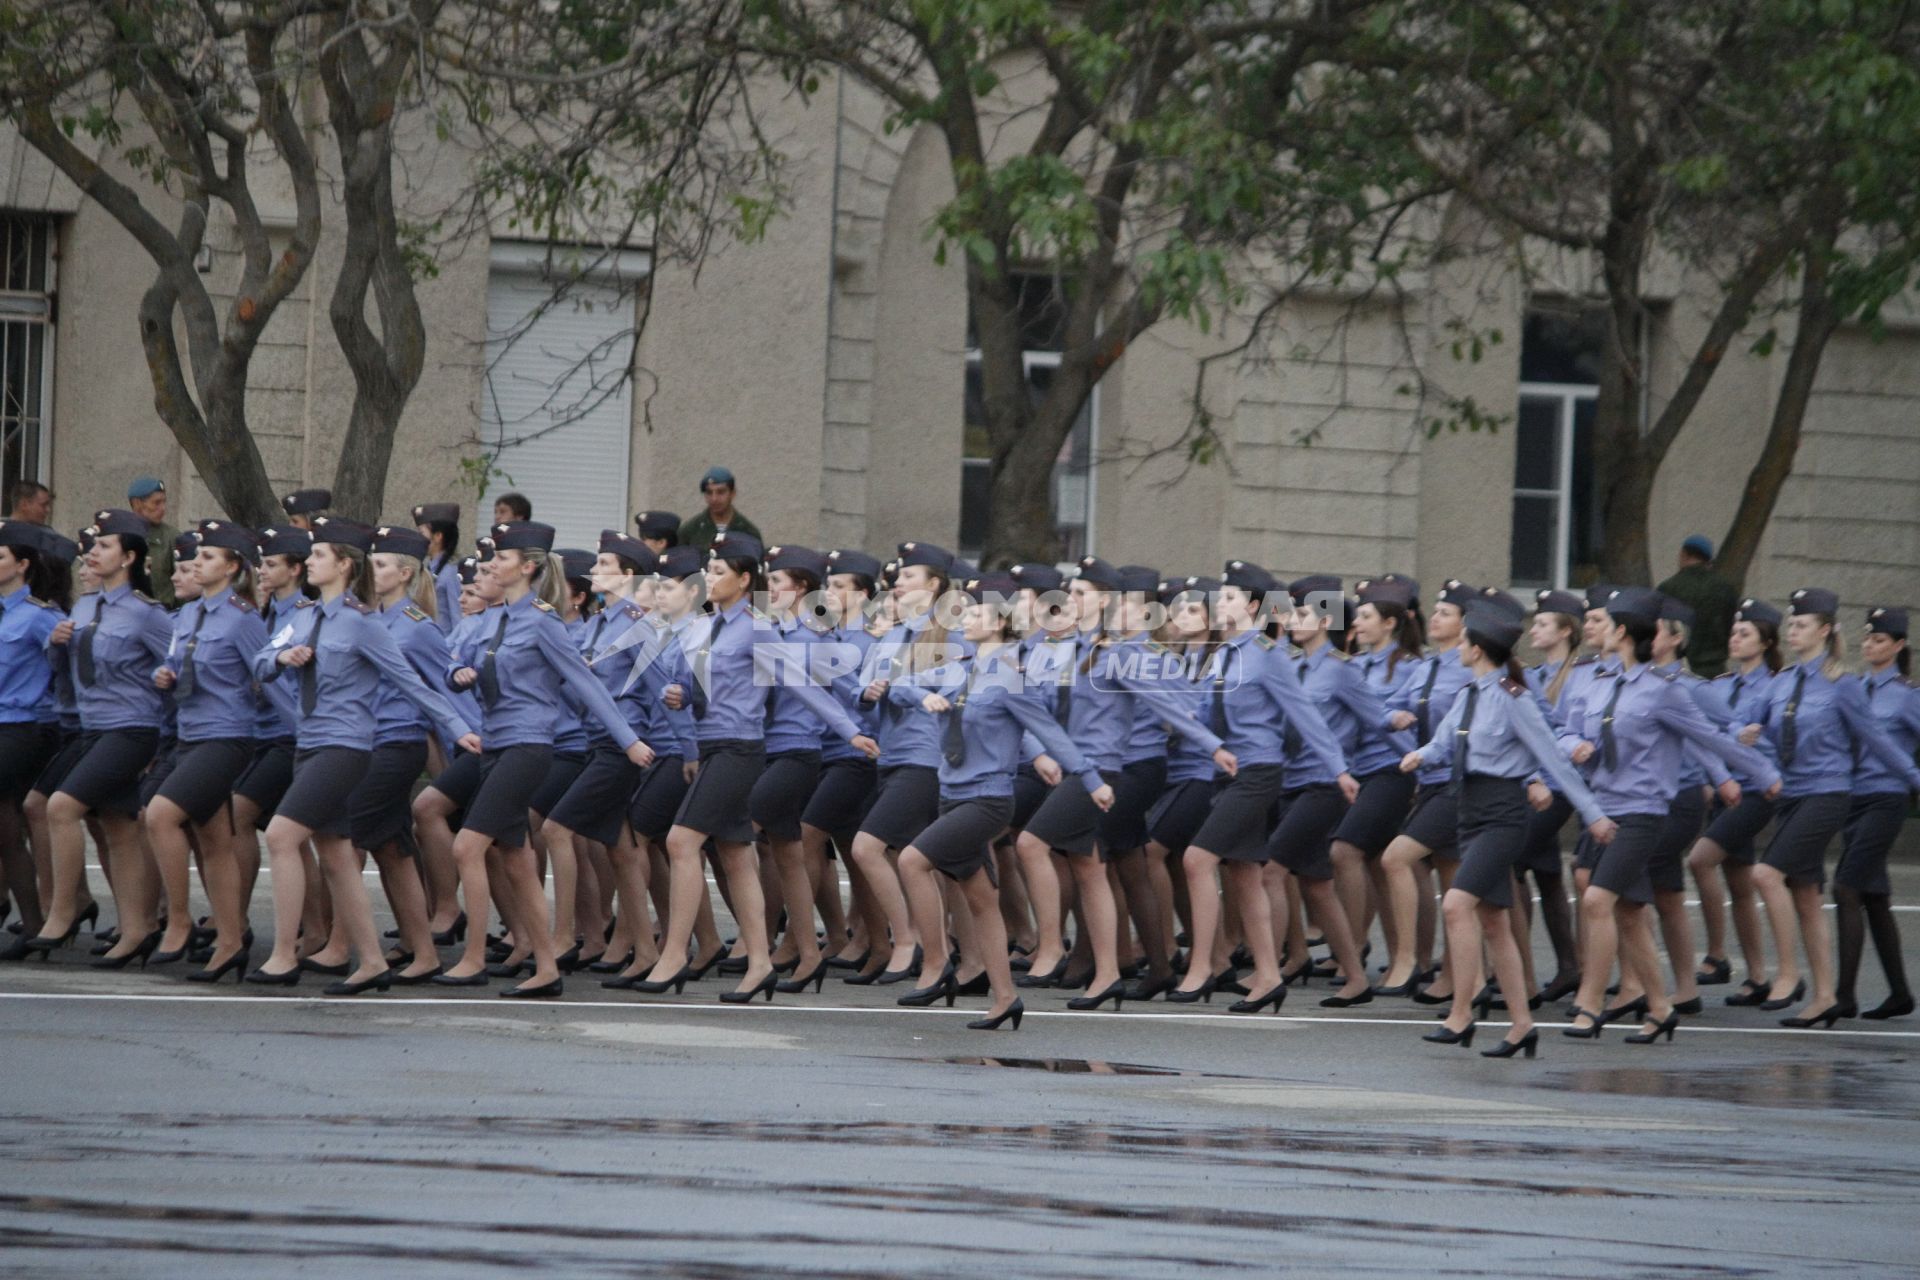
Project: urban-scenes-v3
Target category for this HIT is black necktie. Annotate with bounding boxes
[1416,659,1441,740]
[942,669,970,767]
[1866,676,1878,704]
[1728,673,1745,710]
[479,609,509,708]
[77,597,103,686]
[1599,677,1625,771]
[691,612,724,720]
[176,603,208,697]
[584,612,610,662]
[300,607,327,716]
[1210,647,1230,737]
[1779,667,1808,766]
[764,622,786,729]
[1451,683,1480,795]
[1280,656,1305,756]
[1054,641,1074,729]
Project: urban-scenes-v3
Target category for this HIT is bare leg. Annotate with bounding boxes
[1013,830,1065,975]
[412,786,465,934]
[370,840,439,978]
[897,846,949,987]
[713,838,773,995]
[1175,847,1224,994]
[1752,863,1803,1002]
[498,843,561,987]
[257,816,314,974]
[1223,860,1281,993]
[1790,881,1836,1017]
[443,825,498,978]
[1067,852,1121,996]
[1376,835,1433,987]
[960,867,1018,1018]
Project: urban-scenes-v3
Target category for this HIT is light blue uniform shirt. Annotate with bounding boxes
[1563,662,1779,818]
[1856,669,1920,796]
[683,600,864,749]
[372,600,473,749]
[1410,667,1608,827]
[1749,657,1920,799]
[253,592,471,751]
[1014,631,1223,775]
[1294,643,1410,783]
[859,612,966,769]
[0,583,62,724]
[1388,648,1474,787]
[894,646,1105,800]
[1202,629,1346,777]
[429,556,462,636]
[818,625,878,765]
[444,593,639,751]
[251,591,303,741]
[162,586,270,741]
[61,584,173,731]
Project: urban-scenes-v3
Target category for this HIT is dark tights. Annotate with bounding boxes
[1835,885,1910,1006]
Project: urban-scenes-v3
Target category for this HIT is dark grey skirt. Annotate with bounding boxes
[348,739,429,853]
[154,738,255,827]
[463,744,556,847]
[1762,791,1850,890]
[1835,792,1906,896]
[57,728,161,818]
[1331,766,1416,857]
[674,739,764,845]
[857,763,940,850]
[1400,783,1460,860]
[276,746,372,837]
[1448,776,1533,908]
[912,794,1014,881]
[1188,764,1286,864]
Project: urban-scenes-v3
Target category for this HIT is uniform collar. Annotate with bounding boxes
[506,591,540,616]
[1790,654,1824,676]
[101,583,133,605]
[200,586,233,613]
[379,598,407,616]
[1620,661,1654,684]
[1,582,29,606]
[715,597,749,623]
[1472,667,1503,690]
[1867,666,1900,688]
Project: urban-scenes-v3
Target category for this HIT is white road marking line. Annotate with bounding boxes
[1,989,1916,1037]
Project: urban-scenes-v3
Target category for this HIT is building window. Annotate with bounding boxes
[0,215,55,505]
[961,273,1095,562]
[1510,306,1603,589]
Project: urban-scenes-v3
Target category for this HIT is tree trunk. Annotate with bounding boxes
[1714,239,1842,591]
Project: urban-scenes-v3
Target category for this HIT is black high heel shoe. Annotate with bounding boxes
[91,928,164,970]
[630,964,693,994]
[1279,959,1313,987]
[686,946,727,981]
[589,950,634,974]
[486,959,534,978]
[1320,989,1374,1009]
[1598,995,1648,1026]
[1165,973,1220,1005]
[147,938,193,967]
[1759,979,1807,1012]
[1410,984,1452,1006]
[897,963,957,1008]
[1423,1021,1475,1047]
[827,948,871,971]
[186,947,252,984]
[500,977,564,999]
[555,944,585,973]
[1780,1003,1848,1029]
[776,958,831,994]
[1482,1029,1539,1059]
[1067,979,1126,1012]
[771,955,800,976]
[719,971,778,1004]
[1227,982,1286,1015]
[1561,1007,1604,1039]
[1369,976,1419,998]
[874,945,924,986]
[299,957,350,977]
[1624,1011,1679,1044]
[955,970,992,997]
[1724,977,1770,1007]
[716,954,750,977]
[431,912,469,946]
[244,964,301,986]
[1537,972,1582,1004]
[324,970,394,997]
[1124,972,1178,1002]
[1696,955,1731,986]
[968,999,1024,1031]
[76,901,101,934]
[1015,956,1068,989]
[19,920,81,960]
[1862,993,1915,1021]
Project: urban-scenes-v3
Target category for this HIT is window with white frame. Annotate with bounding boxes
[961,273,1095,562]
[0,215,54,506]
[1510,306,1604,590]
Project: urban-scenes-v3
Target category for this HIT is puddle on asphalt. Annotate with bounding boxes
[938,1056,1221,1077]
[1543,1059,1913,1116]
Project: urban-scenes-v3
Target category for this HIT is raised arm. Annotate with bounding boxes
[534,615,640,750]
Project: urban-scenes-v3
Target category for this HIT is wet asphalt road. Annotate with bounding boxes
[4,865,1919,1277]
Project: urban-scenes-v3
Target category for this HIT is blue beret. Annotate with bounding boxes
[1732,597,1782,629]
[1605,586,1662,626]
[90,508,150,540]
[1866,606,1908,638]
[1533,588,1586,618]
[709,530,763,563]
[896,540,953,572]
[195,520,262,563]
[635,510,680,540]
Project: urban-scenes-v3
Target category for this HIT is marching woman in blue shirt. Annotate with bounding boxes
[1740,589,1920,1028]
[1273,574,1409,1008]
[1837,607,1919,1021]
[841,541,959,987]
[1329,576,1424,990]
[1166,560,1343,1013]
[1401,603,1615,1058]
[802,549,884,971]
[313,524,471,985]
[889,573,1115,1028]
[1141,577,1222,977]
[246,519,478,994]
[1686,598,1783,1007]
[638,531,877,1002]
[144,522,269,981]
[430,521,654,998]
[1015,556,1237,1011]
[26,510,173,965]
[0,521,68,951]
[412,502,463,635]
[1374,580,1478,1000]
[1559,588,1780,1043]
[1513,588,1587,1004]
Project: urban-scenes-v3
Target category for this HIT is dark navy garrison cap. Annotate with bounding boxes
[491,521,556,555]
[1789,586,1839,617]
[1072,556,1121,590]
[195,520,261,563]
[1168,574,1221,601]
[1866,606,1908,638]
[1288,573,1343,608]
[257,526,313,559]
[598,530,652,565]
[35,526,80,563]
[635,510,681,541]
[658,546,705,580]
[456,556,481,586]
[960,572,1018,602]
[1355,577,1415,611]
[1464,602,1524,651]
[1605,586,1663,626]
[766,544,829,581]
[708,530,763,563]
[172,529,200,560]
[90,508,150,540]
[0,520,41,553]
[1533,588,1586,618]
[1659,595,1696,628]
[370,525,430,559]
[1435,579,1478,608]
[896,541,953,573]
[474,535,497,563]
[1584,583,1618,612]
[1117,564,1161,595]
[825,548,883,580]
[558,549,596,581]
[1008,562,1064,593]
[1474,586,1526,623]
[412,502,459,525]
[1222,559,1276,593]
[1733,597,1782,629]
[310,516,374,552]
[282,488,332,516]
[77,526,97,554]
